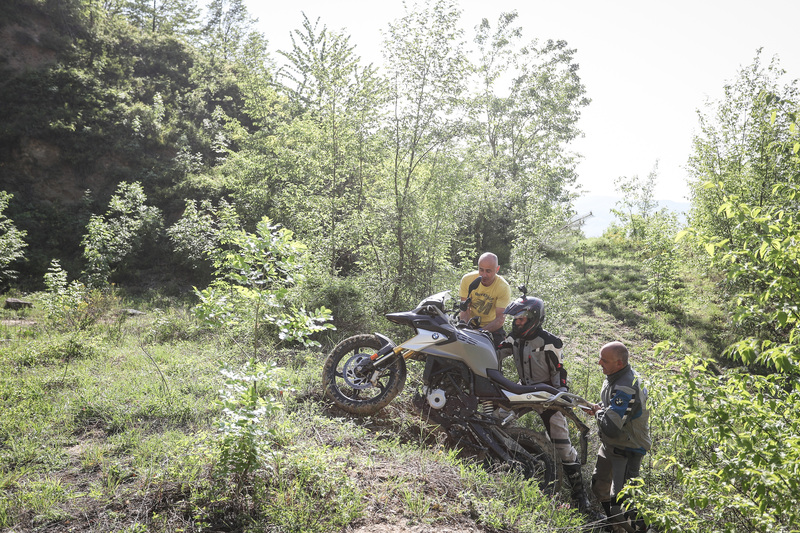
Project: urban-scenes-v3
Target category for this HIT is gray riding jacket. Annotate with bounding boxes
[596,364,652,455]
[498,329,568,390]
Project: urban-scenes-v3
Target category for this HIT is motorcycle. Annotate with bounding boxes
[322,278,593,493]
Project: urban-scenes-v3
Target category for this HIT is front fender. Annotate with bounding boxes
[374,332,396,351]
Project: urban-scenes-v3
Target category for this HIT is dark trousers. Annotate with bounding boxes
[591,443,645,527]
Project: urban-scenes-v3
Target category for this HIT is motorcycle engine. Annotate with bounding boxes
[422,382,472,419]
[425,388,447,409]
[416,357,478,423]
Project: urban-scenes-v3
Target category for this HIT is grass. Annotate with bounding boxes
[0,239,730,532]
[0,304,591,532]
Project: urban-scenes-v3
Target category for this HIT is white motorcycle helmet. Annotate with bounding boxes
[504,296,545,339]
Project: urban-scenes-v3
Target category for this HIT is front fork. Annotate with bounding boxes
[360,333,421,386]
[368,333,423,366]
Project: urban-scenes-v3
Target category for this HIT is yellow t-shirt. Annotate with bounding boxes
[458,271,512,327]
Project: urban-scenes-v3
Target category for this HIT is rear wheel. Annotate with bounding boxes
[504,427,561,495]
[322,334,406,416]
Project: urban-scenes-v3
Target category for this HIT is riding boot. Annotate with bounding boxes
[601,500,632,533]
[563,462,604,521]
[624,508,651,532]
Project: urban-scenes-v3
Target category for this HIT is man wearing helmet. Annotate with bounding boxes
[499,295,597,518]
[458,252,512,347]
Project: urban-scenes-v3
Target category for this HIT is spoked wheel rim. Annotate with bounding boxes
[333,350,394,401]
[322,334,407,415]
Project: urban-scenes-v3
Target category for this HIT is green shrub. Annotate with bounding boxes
[299,274,371,337]
[0,191,27,287]
[146,307,204,344]
[262,446,365,532]
[214,359,290,495]
[194,217,334,354]
[14,334,99,366]
[40,260,118,331]
[81,182,163,288]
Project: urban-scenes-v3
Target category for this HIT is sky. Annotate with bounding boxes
[241,0,800,234]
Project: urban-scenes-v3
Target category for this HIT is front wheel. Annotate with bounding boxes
[504,427,562,495]
[322,334,406,416]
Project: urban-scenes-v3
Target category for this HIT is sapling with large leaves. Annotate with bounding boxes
[193,217,333,356]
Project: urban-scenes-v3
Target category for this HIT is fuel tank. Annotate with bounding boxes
[401,327,500,378]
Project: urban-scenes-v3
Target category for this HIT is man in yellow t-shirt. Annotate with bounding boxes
[459,252,512,347]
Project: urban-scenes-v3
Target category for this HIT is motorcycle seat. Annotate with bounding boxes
[485,368,559,396]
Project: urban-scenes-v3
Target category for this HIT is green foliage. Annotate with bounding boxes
[612,164,660,241]
[214,359,288,493]
[456,457,585,531]
[641,347,800,532]
[274,14,388,277]
[376,0,468,308]
[508,248,577,331]
[40,260,118,331]
[0,191,28,285]
[262,446,365,532]
[641,84,800,533]
[193,217,334,352]
[710,181,799,370]
[145,306,204,344]
[166,198,240,272]
[298,272,372,337]
[118,0,201,35]
[201,0,257,64]
[679,142,799,369]
[611,165,683,309]
[640,210,681,309]
[81,182,163,287]
[14,334,99,367]
[2,475,71,527]
[687,51,798,248]
[466,12,588,263]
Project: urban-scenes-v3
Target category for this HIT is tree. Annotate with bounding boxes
[82,182,163,287]
[686,51,799,340]
[379,0,468,307]
[276,15,388,275]
[201,0,255,63]
[166,198,240,282]
[612,163,660,240]
[0,192,27,286]
[464,11,589,265]
[193,217,334,353]
[687,51,798,248]
[609,164,683,308]
[114,0,200,35]
[639,78,800,533]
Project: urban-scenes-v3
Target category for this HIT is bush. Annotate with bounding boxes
[193,217,334,354]
[40,260,118,331]
[0,191,27,287]
[299,274,371,337]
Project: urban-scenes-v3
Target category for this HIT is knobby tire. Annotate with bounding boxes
[505,427,562,495]
[322,334,406,416]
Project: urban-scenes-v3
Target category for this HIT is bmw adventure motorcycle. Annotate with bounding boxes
[322,278,592,492]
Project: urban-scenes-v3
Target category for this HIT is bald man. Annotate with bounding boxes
[589,341,653,532]
[458,252,512,347]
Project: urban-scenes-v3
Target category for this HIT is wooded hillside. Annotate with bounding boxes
[1,0,588,304]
